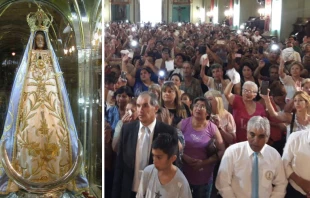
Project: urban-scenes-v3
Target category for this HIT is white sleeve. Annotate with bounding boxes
[270,153,288,198]
[215,148,237,198]
[112,121,123,152]
[282,134,297,179]
[178,183,193,198]
[206,76,214,88]
[279,74,290,86]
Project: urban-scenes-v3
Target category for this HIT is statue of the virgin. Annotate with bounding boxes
[0,6,89,197]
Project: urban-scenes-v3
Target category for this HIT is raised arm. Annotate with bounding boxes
[121,54,136,87]
[278,56,286,79]
[207,45,222,65]
[283,99,294,113]
[200,58,210,85]
[254,60,265,79]
[260,90,290,122]
[224,81,235,105]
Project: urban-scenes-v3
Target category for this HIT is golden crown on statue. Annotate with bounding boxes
[27,5,53,32]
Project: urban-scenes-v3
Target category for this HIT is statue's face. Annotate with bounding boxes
[35,34,45,49]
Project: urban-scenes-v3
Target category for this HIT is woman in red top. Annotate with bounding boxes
[224,80,266,142]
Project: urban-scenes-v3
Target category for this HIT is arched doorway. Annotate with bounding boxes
[0,0,102,197]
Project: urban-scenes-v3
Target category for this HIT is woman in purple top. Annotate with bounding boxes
[177,97,225,198]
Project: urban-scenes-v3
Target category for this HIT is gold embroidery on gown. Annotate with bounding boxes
[13,50,72,184]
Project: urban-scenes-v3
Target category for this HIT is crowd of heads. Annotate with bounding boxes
[104,21,310,151]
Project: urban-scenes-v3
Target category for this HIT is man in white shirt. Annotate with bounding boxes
[216,116,287,198]
[282,129,310,197]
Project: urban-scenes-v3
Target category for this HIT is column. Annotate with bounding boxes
[129,0,134,22]
[104,0,111,22]
[217,0,226,24]
[279,0,306,41]
[205,0,212,23]
[233,0,240,29]
[162,0,168,23]
[213,0,219,24]
[191,0,204,23]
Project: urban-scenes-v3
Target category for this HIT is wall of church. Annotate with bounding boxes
[239,0,260,28]
[191,0,204,23]
[280,0,305,41]
[304,1,310,17]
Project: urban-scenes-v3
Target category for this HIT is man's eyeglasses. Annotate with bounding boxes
[242,88,257,94]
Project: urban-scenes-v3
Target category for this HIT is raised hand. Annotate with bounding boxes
[211,115,220,128]
[258,60,266,68]
[121,112,132,123]
[161,108,174,125]
[201,57,209,67]
[296,80,302,91]
[122,54,129,63]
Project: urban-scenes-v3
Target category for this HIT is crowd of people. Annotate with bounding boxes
[104,21,310,198]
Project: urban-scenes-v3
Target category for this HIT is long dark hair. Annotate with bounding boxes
[33,31,48,50]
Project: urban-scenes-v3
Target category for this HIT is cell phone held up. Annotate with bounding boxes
[120,71,127,81]
[260,80,269,95]
[216,40,225,45]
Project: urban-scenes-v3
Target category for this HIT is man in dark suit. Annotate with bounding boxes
[112,92,178,198]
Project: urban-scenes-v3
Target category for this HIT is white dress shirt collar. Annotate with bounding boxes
[139,118,157,133]
[246,141,267,158]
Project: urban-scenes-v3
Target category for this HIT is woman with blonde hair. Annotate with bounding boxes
[301,78,310,95]
[261,90,310,139]
[204,90,236,146]
[160,81,191,126]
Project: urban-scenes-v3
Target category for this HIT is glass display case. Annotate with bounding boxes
[0,0,102,197]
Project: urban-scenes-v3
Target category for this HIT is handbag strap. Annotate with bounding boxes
[290,111,296,134]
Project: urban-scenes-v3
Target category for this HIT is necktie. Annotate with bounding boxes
[139,126,150,170]
[252,152,259,198]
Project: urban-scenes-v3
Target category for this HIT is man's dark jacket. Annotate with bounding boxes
[111,120,178,198]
